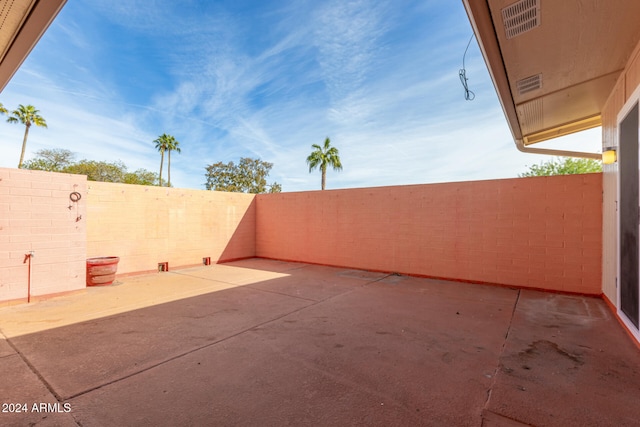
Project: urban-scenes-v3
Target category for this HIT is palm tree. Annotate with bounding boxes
[306,137,343,190]
[0,103,7,115]
[8,105,47,168]
[165,136,181,187]
[154,134,171,186]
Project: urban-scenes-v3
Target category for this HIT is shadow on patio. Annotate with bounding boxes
[1,258,638,426]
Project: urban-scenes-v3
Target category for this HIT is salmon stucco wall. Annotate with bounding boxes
[86,182,255,275]
[0,168,87,304]
[601,37,640,305]
[256,174,603,294]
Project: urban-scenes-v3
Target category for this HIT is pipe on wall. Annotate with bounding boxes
[23,251,34,303]
[515,139,602,160]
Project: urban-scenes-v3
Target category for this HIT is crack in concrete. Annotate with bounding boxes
[245,286,320,302]
[0,351,19,360]
[482,409,532,426]
[481,289,521,425]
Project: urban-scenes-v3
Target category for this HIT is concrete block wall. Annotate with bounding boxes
[0,168,87,304]
[86,182,256,275]
[2,170,602,303]
[256,174,603,295]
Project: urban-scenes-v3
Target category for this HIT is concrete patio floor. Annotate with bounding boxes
[0,258,639,426]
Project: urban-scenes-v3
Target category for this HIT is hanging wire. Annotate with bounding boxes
[459,33,476,101]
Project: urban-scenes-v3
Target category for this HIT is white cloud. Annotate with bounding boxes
[313,0,390,100]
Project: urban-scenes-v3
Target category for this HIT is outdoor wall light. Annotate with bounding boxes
[602,149,617,165]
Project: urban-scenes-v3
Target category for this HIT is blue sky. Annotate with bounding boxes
[0,0,601,191]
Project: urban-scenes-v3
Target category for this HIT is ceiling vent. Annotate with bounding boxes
[517,98,543,135]
[502,0,540,39]
[516,74,542,95]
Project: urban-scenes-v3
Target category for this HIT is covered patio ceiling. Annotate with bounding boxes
[0,0,66,92]
[463,0,640,153]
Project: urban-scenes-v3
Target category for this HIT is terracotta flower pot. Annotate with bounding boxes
[86,257,120,286]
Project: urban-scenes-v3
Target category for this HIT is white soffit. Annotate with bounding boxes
[479,0,640,144]
[0,0,67,92]
[0,0,36,63]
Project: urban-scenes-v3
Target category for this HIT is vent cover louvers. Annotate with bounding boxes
[502,0,540,39]
[517,98,543,135]
[516,74,542,95]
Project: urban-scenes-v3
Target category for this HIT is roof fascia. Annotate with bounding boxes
[462,0,523,144]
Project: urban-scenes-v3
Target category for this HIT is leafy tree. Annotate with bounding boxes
[64,160,165,185]
[22,148,163,184]
[64,160,128,182]
[268,182,283,193]
[165,136,181,187]
[124,169,161,186]
[306,137,342,190]
[0,103,7,115]
[204,157,281,193]
[8,104,47,169]
[22,148,75,172]
[519,157,602,177]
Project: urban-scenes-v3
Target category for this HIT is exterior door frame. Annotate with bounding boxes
[617,83,640,341]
